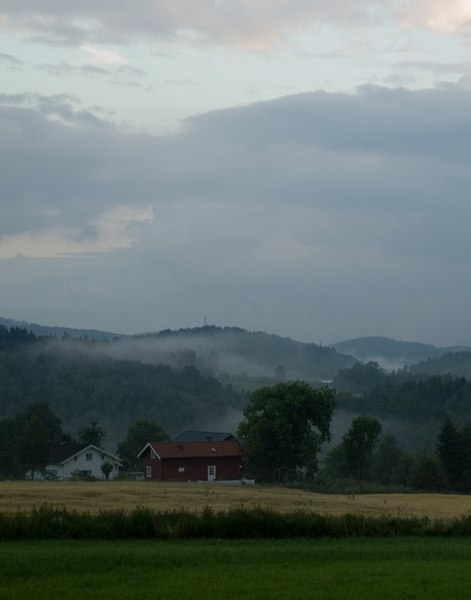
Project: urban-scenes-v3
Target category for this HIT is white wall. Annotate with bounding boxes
[48,447,121,480]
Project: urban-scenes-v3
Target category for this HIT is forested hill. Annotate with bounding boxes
[332,336,469,369]
[0,327,245,446]
[0,317,122,341]
[1,320,357,380]
[121,326,357,381]
[407,352,471,378]
[337,376,471,424]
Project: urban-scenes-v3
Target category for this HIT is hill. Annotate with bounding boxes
[0,328,245,447]
[0,317,123,341]
[1,319,356,381]
[332,336,469,370]
[114,326,357,382]
[407,351,471,378]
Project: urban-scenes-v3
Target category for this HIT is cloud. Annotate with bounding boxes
[3,1,469,53]
[386,60,471,88]
[1,84,471,343]
[0,51,24,69]
[396,60,471,76]
[81,44,127,65]
[0,206,153,259]
[37,61,147,88]
[2,0,470,54]
[399,0,471,35]
[0,92,111,128]
[0,1,388,49]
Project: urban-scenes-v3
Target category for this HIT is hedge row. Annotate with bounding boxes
[1,505,471,540]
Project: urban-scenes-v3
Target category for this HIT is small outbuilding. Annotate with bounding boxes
[137,439,244,482]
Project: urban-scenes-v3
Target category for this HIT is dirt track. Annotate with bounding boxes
[0,481,470,518]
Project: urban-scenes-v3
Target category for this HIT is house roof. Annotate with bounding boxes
[49,442,122,466]
[50,442,84,464]
[173,430,234,442]
[138,439,244,460]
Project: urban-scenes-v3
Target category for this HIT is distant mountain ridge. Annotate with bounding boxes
[408,351,471,378]
[331,336,470,369]
[1,319,356,380]
[0,317,124,341]
[113,325,357,381]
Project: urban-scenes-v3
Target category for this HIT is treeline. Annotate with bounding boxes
[0,327,245,442]
[318,414,471,493]
[334,362,471,424]
[408,351,471,378]
[0,399,169,479]
[0,402,84,479]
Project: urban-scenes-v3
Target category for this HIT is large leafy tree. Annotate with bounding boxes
[237,381,335,481]
[325,415,382,480]
[14,402,63,478]
[371,433,408,485]
[339,415,382,480]
[117,420,169,469]
[79,421,106,447]
[0,417,22,479]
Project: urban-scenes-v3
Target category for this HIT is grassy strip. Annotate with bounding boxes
[1,505,471,540]
[2,538,471,599]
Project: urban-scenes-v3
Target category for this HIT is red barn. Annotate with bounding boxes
[137,439,244,482]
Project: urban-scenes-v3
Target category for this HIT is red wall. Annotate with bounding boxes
[142,454,242,481]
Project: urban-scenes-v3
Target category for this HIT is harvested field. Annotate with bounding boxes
[0,481,470,518]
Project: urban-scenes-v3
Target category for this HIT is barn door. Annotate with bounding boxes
[207,465,216,481]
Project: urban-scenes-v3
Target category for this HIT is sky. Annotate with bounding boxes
[1,1,471,346]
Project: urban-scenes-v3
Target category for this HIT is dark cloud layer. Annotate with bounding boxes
[0,1,387,47]
[1,85,471,344]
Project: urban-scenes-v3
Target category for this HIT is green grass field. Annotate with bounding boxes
[1,538,470,599]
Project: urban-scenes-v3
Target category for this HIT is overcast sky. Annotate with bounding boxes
[1,1,471,346]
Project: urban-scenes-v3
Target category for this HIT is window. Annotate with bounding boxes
[146,465,152,478]
[151,448,157,459]
[86,453,93,461]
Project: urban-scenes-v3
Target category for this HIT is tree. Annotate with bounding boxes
[409,452,447,491]
[460,422,471,490]
[19,403,63,444]
[274,365,286,382]
[327,415,382,480]
[343,415,382,479]
[0,418,22,479]
[100,461,114,481]
[79,421,106,447]
[237,381,335,481]
[14,403,63,478]
[371,433,406,485]
[117,420,169,470]
[437,417,466,490]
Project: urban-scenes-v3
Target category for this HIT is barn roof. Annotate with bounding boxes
[138,439,243,459]
[173,430,234,442]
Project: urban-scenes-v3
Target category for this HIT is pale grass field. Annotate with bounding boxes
[0,481,470,519]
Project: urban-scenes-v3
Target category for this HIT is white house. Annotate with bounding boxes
[39,441,122,480]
